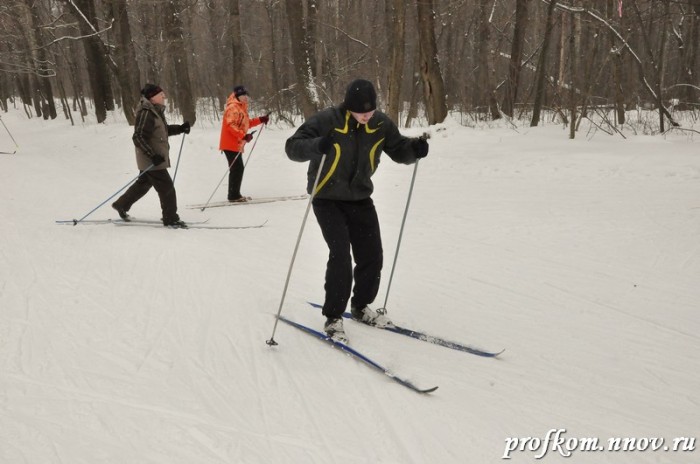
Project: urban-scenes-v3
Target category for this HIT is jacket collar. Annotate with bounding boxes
[226,93,248,111]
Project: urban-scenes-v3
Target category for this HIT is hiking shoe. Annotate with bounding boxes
[111,203,130,221]
[163,219,188,229]
[351,305,392,328]
[324,317,348,343]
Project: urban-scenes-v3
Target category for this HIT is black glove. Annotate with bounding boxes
[180,121,191,134]
[151,154,166,166]
[412,136,429,158]
[318,131,335,154]
[243,133,254,142]
[259,114,270,124]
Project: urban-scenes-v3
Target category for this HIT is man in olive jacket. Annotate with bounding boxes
[285,78,429,342]
[112,84,190,228]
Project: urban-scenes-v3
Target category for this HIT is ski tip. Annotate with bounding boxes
[466,348,504,358]
[392,376,439,394]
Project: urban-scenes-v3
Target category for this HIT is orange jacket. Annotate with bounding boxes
[219,94,262,152]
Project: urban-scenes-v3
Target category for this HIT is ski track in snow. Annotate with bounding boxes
[1,110,699,463]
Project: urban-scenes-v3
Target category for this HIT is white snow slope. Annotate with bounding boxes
[1,108,698,464]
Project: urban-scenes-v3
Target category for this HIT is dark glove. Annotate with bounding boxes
[243,133,254,142]
[318,131,335,154]
[180,121,191,134]
[412,136,429,158]
[259,114,270,124]
[151,154,166,166]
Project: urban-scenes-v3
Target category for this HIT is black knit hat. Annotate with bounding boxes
[141,83,163,100]
[234,85,248,97]
[343,79,377,113]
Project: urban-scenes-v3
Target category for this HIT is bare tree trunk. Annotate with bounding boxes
[568,7,577,139]
[67,0,114,123]
[558,11,568,93]
[285,0,318,118]
[385,0,406,122]
[57,74,74,125]
[106,0,141,125]
[164,0,196,124]
[630,0,671,130]
[502,0,528,118]
[531,0,558,127]
[0,73,7,112]
[15,73,32,116]
[60,42,88,119]
[416,0,447,125]
[203,1,227,109]
[229,0,243,84]
[608,0,626,125]
[476,0,499,120]
[576,14,605,130]
[686,11,700,106]
[307,0,318,79]
[0,39,10,112]
[331,0,345,99]
[656,0,670,132]
[15,1,42,118]
[673,4,697,110]
[15,0,57,119]
[404,73,421,128]
[264,1,284,117]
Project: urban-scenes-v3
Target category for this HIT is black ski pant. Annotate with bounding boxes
[224,150,245,200]
[113,169,179,222]
[312,198,383,319]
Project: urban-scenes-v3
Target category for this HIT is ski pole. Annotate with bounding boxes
[267,154,327,346]
[199,152,241,211]
[70,164,155,225]
[244,123,264,168]
[172,132,186,184]
[199,130,258,211]
[377,132,429,314]
[0,115,19,154]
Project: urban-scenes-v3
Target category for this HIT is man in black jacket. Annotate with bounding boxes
[285,78,429,342]
[112,84,190,228]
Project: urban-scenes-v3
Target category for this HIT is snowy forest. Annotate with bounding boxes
[1,0,700,134]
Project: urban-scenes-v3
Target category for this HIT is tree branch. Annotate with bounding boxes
[541,0,680,127]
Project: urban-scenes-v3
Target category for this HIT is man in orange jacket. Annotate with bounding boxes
[218,85,269,202]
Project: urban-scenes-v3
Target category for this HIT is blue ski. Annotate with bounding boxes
[308,302,504,358]
[277,315,438,394]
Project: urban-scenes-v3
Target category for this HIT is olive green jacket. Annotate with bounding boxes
[132,97,183,171]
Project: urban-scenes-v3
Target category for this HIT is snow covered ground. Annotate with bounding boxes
[1,107,698,464]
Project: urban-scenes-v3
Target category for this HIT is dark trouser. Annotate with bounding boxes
[312,198,383,319]
[224,150,244,200]
[113,169,179,222]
